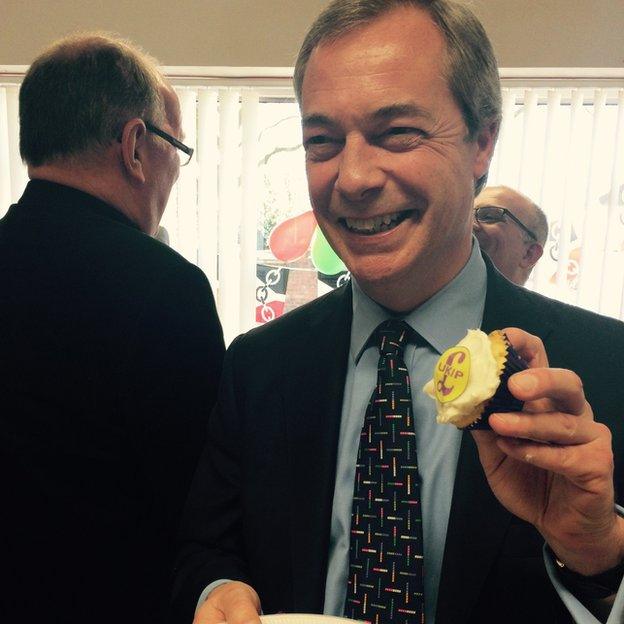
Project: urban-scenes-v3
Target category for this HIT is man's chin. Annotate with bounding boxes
[350,266,406,301]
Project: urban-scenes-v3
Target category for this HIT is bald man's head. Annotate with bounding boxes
[473,186,548,285]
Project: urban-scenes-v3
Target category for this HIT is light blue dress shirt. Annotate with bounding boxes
[323,241,487,622]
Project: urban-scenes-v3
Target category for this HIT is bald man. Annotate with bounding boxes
[473,185,548,285]
[1,33,224,623]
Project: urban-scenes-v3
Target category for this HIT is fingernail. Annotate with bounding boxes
[512,372,537,392]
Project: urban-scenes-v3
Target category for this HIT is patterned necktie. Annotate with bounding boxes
[344,319,424,624]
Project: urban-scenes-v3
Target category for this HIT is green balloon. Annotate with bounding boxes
[311,227,346,275]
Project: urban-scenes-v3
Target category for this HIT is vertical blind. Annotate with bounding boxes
[0,83,28,210]
[488,87,624,320]
[1,80,623,344]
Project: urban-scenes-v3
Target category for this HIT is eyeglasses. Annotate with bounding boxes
[474,206,537,241]
[144,120,194,166]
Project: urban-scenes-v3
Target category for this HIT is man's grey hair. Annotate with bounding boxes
[527,203,549,247]
[294,0,502,193]
[20,32,167,167]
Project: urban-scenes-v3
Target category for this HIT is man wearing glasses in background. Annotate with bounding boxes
[474,185,548,286]
[0,33,224,624]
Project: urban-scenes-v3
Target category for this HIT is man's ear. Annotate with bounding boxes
[120,118,147,184]
[521,242,544,269]
[473,119,499,181]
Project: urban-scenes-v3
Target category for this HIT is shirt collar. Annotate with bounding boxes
[351,238,487,363]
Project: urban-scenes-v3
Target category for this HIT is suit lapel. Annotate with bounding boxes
[435,431,512,624]
[283,285,353,612]
[436,260,556,624]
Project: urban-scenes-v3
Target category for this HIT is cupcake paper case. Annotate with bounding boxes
[423,329,528,430]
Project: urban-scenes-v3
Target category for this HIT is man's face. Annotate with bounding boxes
[144,85,183,230]
[300,6,495,310]
[473,187,534,283]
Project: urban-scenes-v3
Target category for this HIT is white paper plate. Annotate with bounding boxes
[260,615,362,624]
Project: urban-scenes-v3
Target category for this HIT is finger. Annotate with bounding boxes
[222,598,262,624]
[489,409,595,446]
[507,368,588,416]
[503,327,549,369]
[195,601,261,624]
[194,582,261,624]
[194,599,231,624]
[193,601,228,624]
[495,421,614,482]
[470,429,507,474]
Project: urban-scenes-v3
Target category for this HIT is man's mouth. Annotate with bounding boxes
[341,210,413,235]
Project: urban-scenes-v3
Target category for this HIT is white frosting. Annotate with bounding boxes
[423,329,500,425]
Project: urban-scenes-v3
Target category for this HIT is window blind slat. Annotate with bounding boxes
[576,89,607,308]
[517,88,537,191]
[605,90,624,318]
[217,90,242,344]
[532,90,561,294]
[240,92,260,334]
[173,90,200,263]
[0,87,12,214]
[196,90,219,289]
[6,86,26,203]
[554,89,583,293]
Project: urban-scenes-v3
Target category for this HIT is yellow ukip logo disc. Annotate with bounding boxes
[434,346,471,403]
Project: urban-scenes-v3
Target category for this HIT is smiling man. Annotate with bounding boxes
[474,185,548,285]
[173,2,624,624]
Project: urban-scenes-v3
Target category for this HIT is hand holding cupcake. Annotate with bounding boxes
[443,327,624,583]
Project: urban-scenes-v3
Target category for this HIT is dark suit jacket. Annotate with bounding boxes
[173,256,624,624]
[0,181,225,624]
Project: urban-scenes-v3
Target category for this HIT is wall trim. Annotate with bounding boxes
[2,65,623,86]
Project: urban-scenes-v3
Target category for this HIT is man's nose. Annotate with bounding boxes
[335,136,385,203]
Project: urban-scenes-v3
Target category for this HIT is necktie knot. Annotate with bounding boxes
[373,319,413,357]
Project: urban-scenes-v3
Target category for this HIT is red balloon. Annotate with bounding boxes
[268,210,317,262]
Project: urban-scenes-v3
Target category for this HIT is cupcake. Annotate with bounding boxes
[422,329,527,429]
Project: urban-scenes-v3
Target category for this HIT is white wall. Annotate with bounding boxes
[2,0,623,68]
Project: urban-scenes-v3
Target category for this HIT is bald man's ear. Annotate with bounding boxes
[120,118,147,184]
[521,242,544,269]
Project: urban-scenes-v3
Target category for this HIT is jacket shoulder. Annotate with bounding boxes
[230,283,351,358]
[521,287,624,345]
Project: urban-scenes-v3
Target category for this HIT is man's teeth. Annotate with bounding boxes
[344,211,407,234]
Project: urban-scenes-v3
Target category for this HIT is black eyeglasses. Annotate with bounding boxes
[144,120,194,166]
[474,206,537,241]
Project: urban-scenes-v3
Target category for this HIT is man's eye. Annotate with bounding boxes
[303,134,333,148]
[377,127,426,149]
[303,135,342,161]
[387,127,420,135]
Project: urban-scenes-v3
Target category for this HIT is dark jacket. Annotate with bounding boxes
[173,256,624,624]
[0,180,225,624]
